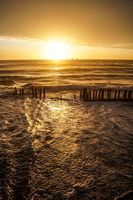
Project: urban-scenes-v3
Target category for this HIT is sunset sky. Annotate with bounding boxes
[0,0,133,60]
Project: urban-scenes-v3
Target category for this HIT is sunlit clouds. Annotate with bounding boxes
[0,0,133,59]
[0,36,133,60]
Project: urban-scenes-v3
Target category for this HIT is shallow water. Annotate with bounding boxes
[0,60,133,199]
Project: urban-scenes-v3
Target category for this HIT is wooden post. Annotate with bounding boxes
[87,93,89,100]
[88,90,91,100]
[98,89,102,99]
[98,89,100,99]
[125,90,127,99]
[123,90,124,99]
[107,89,109,98]
[114,90,117,99]
[90,90,91,100]
[22,89,24,95]
[31,88,34,98]
[19,89,21,95]
[40,88,42,99]
[15,87,17,94]
[131,91,132,99]
[118,90,120,98]
[101,89,104,99]
[128,90,132,99]
[43,88,45,98]
[100,89,102,99]
[74,94,76,99]
[128,90,130,99]
[87,91,89,100]
[93,90,95,99]
[35,88,37,98]
[109,90,111,98]
[83,88,87,100]
[95,90,97,99]
[109,89,111,98]
[80,90,82,99]
[85,93,87,100]
[123,90,127,99]
[109,90,112,99]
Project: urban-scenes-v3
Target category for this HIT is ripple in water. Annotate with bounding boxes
[0,94,133,199]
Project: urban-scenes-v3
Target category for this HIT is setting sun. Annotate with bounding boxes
[45,41,68,60]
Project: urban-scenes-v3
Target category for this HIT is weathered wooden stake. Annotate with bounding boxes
[128,90,130,99]
[19,89,21,94]
[130,91,132,99]
[109,90,112,99]
[43,88,45,98]
[88,90,91,100]
[107,89,109,98]
[83,88,87,100]
[128,90,132,99]
[123,90,125,98]
[74,94,76,99]
[90,90,91,99]
[101,89,104,99]
[93,90,95,99]
[35,88,37,98]
[123,90,127,99]
[118,90,120,98]
[80,90,82,99]
[40,88,42,99]
[31,88,34,98]
[114,90,117,99]
[85,93,88,100]
[95,90,97,99]
[98,89,102,99]
[22,89,24,95]
[14,87,17,94]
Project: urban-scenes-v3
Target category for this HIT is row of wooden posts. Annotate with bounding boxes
[14,87,133,101]
[80,88,133,101]
[14,87,77,100]
[14,87,45,99]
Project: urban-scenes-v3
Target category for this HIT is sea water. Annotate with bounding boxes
[0,60,133,200]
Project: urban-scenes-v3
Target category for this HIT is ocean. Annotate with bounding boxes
[0,59,133,200]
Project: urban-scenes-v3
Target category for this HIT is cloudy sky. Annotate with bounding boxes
[0,0,133,59]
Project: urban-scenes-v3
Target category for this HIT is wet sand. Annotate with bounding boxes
[0,93,133,199]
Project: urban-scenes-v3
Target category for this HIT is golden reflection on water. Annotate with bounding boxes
[54,66,59,70]
[25,98,78,155]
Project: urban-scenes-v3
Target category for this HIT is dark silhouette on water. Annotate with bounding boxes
[80,88,133,101]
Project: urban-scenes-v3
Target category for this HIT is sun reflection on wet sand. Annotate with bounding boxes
[21,96,133,199]
[25,98,78,155]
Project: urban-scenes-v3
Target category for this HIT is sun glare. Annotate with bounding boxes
[45,41,68,60]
